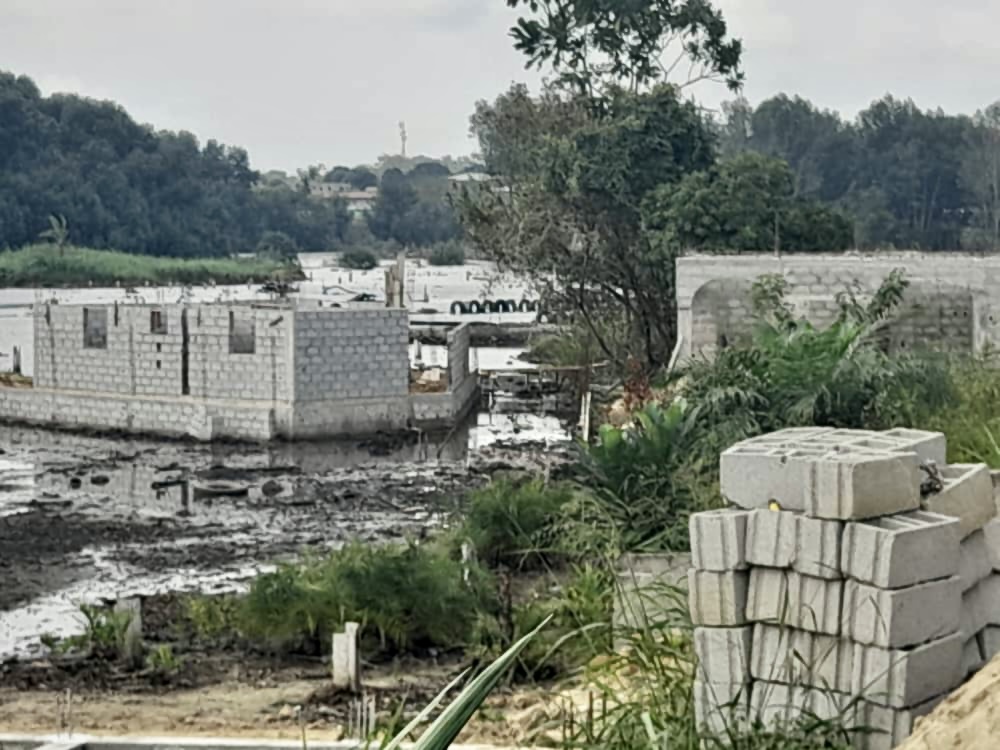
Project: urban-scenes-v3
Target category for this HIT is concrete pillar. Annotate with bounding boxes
[331,621,361,692]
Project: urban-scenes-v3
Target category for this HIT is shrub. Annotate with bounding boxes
[239,542,486,655]
[460,479,575,569]
[255,230,299,262]
[578,401,719,553]
[340,247,378,270]
[428,242,466,266]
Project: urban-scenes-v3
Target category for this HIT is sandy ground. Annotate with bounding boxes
[897,653,1000,750]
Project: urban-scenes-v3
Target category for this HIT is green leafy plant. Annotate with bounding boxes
[185,594,242,640]
[146,644,182,673]
[460,478,574,570]
[385,616,551,749]
[239,542,486,655]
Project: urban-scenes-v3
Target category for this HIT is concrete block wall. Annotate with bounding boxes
[33,303,184,395]
[676,253,998,360]
[293,308,408,402]
[188,305,293,402]
[687,426,1000,749]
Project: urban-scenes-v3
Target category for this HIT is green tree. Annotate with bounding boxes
[39,214,70,256]
[505,0,743,95]
[646,153,852,252]
[962,102,1000,250]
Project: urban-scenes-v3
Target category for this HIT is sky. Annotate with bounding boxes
[3,0,1000,173]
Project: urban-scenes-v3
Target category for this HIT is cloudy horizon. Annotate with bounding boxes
[4,0,999,172]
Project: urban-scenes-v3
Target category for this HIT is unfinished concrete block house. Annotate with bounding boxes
[0,300,477,441]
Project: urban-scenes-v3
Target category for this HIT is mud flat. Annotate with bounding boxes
[0,411,573,661]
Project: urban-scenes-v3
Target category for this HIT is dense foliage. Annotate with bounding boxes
[717,94,1000,250]
[0,243,290,287]
[0,71,355,256]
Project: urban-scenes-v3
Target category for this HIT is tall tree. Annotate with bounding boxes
[962,102,1000,250]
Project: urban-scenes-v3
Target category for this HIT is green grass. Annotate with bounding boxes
[0,244,296,287]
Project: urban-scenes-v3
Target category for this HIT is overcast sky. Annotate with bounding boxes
[4,0,1000,172]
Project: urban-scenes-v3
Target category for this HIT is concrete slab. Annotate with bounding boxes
[982,517,1000,570]
[842,576,961,649]
[841,511,960,589]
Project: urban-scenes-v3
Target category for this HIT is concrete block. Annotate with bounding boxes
[693,678,750,736]
[694,626,752,684]
[746,509,797,568]
[331,621,360,691]
[851,696,942,750]
[803,451,921,521]
[959,529,992,592]
[978,573,1000,625]
[745,568,789,624]
[851,632,963,708]
[841,511,960,589]
[879,428,948,465]
[962,635,986,676]
[749,681,797,728]
[960,582,989,640]
[689,509,751,571]
[788,572,843,635]
[750,624,852,692]
[922,463,996,538]
[688,569,749,627]
[842,576,961,649]
[980,625,1000,661]
[720,444,814,511]
[983,517,1000,571]
[794,515,843,579]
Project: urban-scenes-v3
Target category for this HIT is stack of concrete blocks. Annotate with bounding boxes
[689,427,1000,750]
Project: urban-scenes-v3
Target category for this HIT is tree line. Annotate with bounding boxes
[716,94,1000,251]
[0,70,464,258]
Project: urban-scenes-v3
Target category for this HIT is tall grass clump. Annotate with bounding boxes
[576,400,720,553]
[459,478,575,570]
[0,244,293,287]
[239,542,486,655]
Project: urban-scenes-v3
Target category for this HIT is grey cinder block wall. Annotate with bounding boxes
[2,302,477,441]
[675,253,1000,360]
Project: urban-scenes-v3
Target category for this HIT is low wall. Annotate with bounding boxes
[0,376,481,442]
[0,386,277,441]
[675,252,1000,359]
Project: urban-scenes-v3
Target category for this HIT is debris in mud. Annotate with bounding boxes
[193,480,251,499]
[261,479,284,497]
[90,474,110,485]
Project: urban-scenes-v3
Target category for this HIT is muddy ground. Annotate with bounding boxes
[0,416,574,657]
[0,417,577,743]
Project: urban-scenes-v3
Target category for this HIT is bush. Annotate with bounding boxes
[428,242,466,266]
[239,542,486,655]
[340,247,378,270]
[578,401,720,553]
[460,479,575,569]
[255,230,299,262]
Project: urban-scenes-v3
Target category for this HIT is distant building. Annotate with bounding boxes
[309,183,378,214]
[0,301,477,441]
